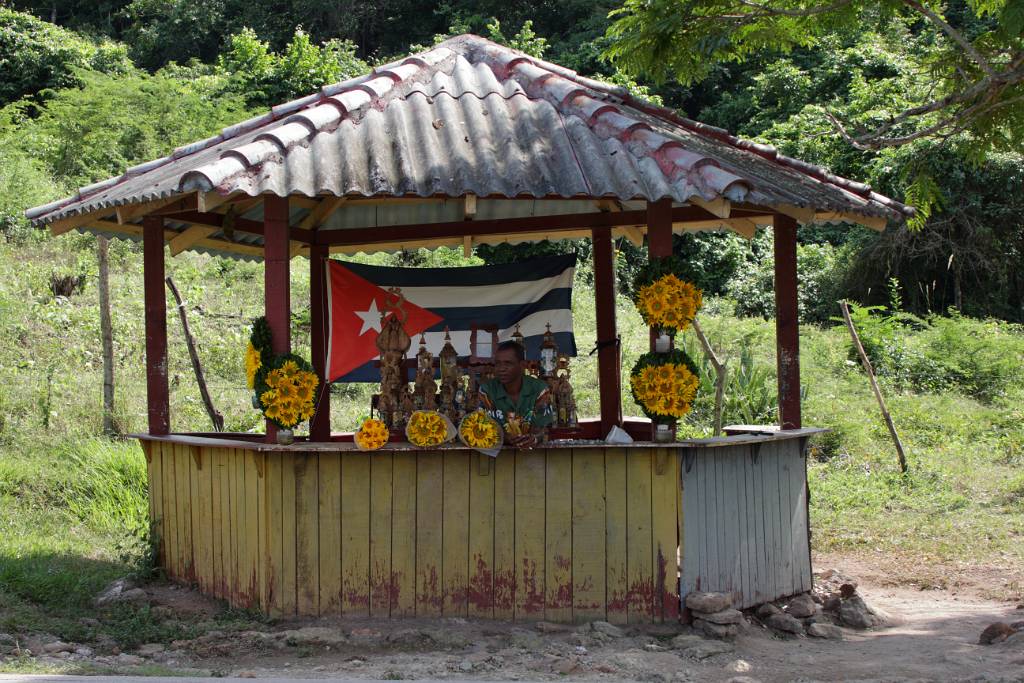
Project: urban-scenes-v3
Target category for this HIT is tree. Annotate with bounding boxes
[607,1,1024,151]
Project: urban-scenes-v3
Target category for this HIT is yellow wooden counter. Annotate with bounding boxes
[136,430,820,623]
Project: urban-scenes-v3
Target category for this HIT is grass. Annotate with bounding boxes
[1,235,1023,663]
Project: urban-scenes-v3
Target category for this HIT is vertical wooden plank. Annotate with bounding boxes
[793,446,812,592]
[266,452,284,615]
[626,450,654,623]
[200,448,215,598]
[176,444,195,583]
[217,448,232,599]
[340,452,370,615]
[755,444,775,604]
[187,448,204,592]
[442,452,470,617]
[740,447,755,607]
[370,453,394,617]
[391,453,417,617]
[681,450,700,599]
[545,450,573,622]
[677,450,687,601]
[651,448,679,622]
[308,243,330,441]
[232,450,245,606]
[142,216,169,435]
[572,448,605,622]
[492,451,516,620]
[514,451,546,621]
[774,214,802,429]
[468,454,495,619]
[280,452,297,615]
[146,443,164,572]
[725,452,740,602]
[263,194,290,444]
[208,448,222,599]
[766,443,784,601]
[605,447,628,624]
[242,449,261,607]
[416,451,444,616]
[782,444,799,596]
[256,452,268,612]
[592,226,622,434]
[706,453,720,594]
[160,444,178,580]
[318,454,342,615]
[750,447,767,604]
[295,453,319,615]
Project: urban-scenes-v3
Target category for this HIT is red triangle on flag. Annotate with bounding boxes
[326,261,443,381]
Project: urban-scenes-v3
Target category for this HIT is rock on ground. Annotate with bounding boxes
[686,592,733,613]
[785,593,817,618]
[764,612,805,635]
[94,578,148,607]
[700,608,744,625]
[694,619,739,639]
[756,603,781,619]
[807,623,844,640]
[839,594,888,629]
[979,622,1017,645]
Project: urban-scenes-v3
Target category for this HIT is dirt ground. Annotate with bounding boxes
[8,554,1024,683]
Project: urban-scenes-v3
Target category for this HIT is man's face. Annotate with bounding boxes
[494,348,524,385]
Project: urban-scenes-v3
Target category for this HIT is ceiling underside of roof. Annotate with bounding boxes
[27,35,913,260]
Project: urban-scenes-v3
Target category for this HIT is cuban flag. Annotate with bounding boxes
[326,255,577,382]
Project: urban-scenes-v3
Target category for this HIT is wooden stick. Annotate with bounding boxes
[166,276,224,432]
[839,300,908,473]
[692,319,727,437]
[98,235,116,436]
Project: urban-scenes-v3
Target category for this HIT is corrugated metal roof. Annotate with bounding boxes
[26,34,913,235]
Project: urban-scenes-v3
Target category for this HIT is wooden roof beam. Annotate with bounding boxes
[298,196,346,230]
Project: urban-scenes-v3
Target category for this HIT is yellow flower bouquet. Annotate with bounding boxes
[406,410,455,447]
[355,418,389,451]
[248,316,319,431]
[632,257,702,336]
[630,349,700,423]
[458,410,503,456]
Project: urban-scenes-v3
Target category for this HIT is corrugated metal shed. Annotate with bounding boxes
[26,34,913,259]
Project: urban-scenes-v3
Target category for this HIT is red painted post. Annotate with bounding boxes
[773,214,801,429]
[592,226,622,435]
[143,215,170,435]
[264,195,291,442]
[309,243,331,441]
[647,199,674,352]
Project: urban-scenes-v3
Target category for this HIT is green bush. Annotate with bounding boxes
[0,8,133,106]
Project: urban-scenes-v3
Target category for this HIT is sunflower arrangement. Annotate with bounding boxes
[458,410,501,451]
[406,410,454,447]
[248,316,319,430]
[355,418,389,451]
[630,349,700,422]
[632,257,702,336]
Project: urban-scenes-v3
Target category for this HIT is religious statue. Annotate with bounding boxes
[375,287,412,428]
[553,353,577,428]
[438,327,463,419]
[413,334,438,410]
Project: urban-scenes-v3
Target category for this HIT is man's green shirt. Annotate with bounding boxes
[479,375,554,429]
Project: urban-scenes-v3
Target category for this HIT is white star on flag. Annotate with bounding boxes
[354,299,383,336]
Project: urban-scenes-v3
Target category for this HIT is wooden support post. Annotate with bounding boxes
[309,243,331,441]
[264,195,291,442]
[143,215,170,435]
[773,214,801,429]
[647,199,675,440]
[592,226,621,436]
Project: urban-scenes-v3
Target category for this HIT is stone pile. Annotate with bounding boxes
[684,592,745,639]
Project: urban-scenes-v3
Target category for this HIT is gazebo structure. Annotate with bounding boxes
[28,35,911,623]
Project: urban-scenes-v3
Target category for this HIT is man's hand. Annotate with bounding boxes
[508,433,539,449]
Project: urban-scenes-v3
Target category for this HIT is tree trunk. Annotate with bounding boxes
[98,235,116,436]
[166,276,224,431]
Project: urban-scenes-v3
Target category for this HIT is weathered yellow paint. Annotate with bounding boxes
[626,451,654,623]
[492,450,516,619]
[148,443,164,572]
[144,443,689,622]
[545,451,573,622]
[317,454,342,615]
[370,453,394,617]
[604,448,628,624]
[281,453,298,615]
[175,444,194,582]
[468,454,495,619]
[514,451,545,620]
[416,452,444,615]
[340,453,370,616]
[391,453,417,617]
[265,451,284,615]
[651,449,680,622]
[572,448,606,622]
[295,454,319,615]
[442,452,470,617]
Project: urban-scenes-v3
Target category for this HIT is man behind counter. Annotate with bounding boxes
[479,340,554,449]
